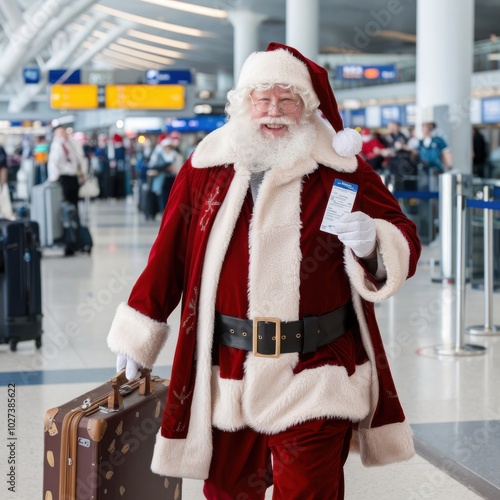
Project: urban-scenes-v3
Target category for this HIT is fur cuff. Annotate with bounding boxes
[211,367,245,431]
[151,430,211,480]
[344,219,410,302]
[358,420,415,466]
[107,302,169,369]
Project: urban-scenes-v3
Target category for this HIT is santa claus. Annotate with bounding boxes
[107,42,421,499]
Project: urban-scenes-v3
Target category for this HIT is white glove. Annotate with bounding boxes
[116,353,143,381]
[335,211,377,258]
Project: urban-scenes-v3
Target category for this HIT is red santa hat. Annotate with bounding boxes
[235,42,361,158]
[169,131,181,145]
[113,133,123,147]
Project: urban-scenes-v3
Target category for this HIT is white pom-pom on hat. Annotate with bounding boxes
[332,128,362,157]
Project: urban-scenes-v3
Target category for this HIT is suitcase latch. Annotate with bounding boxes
[81,398,91,410]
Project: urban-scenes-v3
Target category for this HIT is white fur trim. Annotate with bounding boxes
[211,367,245,431]
[248,166,306,320]
[358,420,415,466]
[236,48,315,96]
[344,219,410,302]
[150,170,251,480]
[212,360,372,434]
[107,302,168,369]
[350,291,379,428]
[192,114,358,174]
[332,128,362,157]
[151,431,207,479]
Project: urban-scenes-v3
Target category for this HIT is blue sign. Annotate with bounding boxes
[48,69,81,84]
[165,115,226,133]
[145,69,192,85]
[336,64,398,82]
[482,97,500,123]
[405,103,417,125]
[380,105,402,125]
[23,67,40,84]
[350,108,366,127]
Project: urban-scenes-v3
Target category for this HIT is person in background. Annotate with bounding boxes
[472,127,488,177]
[0,143,8,187]
[94,134,110,199]
[106,42,421,499]
[359,127,386,172]
[418,122,452,171]
[47,125,82,255]
[148,138,183,211]
[385,121,408,155]
[406,126,420,152]
[33,135,50,184]
[109,133,127,198]
[0,143,15,220]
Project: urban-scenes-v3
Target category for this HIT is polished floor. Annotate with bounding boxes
[1,197,499,500]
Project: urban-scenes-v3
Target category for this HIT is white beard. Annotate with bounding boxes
[229,114,316,172]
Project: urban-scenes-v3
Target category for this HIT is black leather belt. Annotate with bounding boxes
[214,303,356,358]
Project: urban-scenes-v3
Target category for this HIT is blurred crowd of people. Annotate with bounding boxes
[359,121,494,182]
[359,121,453,180]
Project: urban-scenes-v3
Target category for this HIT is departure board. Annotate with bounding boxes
[50,84,99,109]
[105,84,185,110]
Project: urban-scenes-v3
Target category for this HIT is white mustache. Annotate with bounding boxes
[257,117,295,126]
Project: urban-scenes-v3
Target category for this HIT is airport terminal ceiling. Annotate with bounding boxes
[1,0,500,84]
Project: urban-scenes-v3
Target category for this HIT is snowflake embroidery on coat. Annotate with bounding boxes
[173,385,193,405]
[181,286,198,335]
[199,186,221,231]
[175,421,187,433]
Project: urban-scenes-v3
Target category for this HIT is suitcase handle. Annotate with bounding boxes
[107,369,154,410]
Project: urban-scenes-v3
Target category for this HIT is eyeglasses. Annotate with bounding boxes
[251,98,300,114]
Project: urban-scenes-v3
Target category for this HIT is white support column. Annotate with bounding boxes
[416,0,474,173]
[286,0,319,60]
[216,69,234,99]
[0,0,24,32]
[227,9,267,82]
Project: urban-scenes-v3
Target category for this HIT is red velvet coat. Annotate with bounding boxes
[107,115,421,479]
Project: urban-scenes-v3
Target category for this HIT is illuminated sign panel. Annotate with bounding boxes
[50,84,98,109]
[145,69,192,84]
[105,85,185,110]
[336,65,398,81]
[48,69,81,84]
[482,97,500,123]
[23,68,40,84]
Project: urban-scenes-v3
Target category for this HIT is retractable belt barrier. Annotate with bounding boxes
[391,190,439,200]
[433,178,487,357]
[432,181,500,357]
[465,185,500,337]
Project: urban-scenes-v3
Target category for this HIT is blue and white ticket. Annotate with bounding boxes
[320,179,358,235]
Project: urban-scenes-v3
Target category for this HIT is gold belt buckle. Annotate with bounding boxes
[252,317,281,358]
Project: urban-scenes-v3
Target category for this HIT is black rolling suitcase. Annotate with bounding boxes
[139,172,160,220]
[0,219,43,351]
[61,202,93,254]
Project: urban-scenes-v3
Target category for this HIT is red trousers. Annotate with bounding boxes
[203,418,352,500]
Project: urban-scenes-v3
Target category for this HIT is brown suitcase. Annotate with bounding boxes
[43,370,182,500]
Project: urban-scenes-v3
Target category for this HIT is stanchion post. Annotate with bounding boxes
[435,172,456,283]
[434,173,486,356]
[467,184,500,335]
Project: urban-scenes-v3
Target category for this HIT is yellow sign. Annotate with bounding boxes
[50,84,98,109]
[105,85,185,110]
